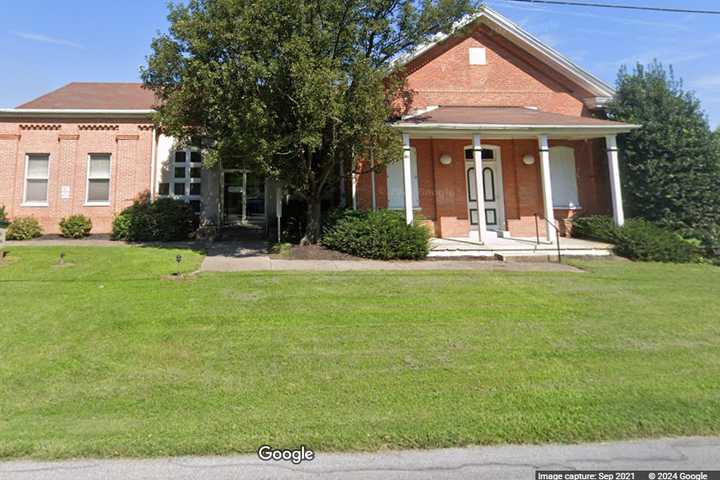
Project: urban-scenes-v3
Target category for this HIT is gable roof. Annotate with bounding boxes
[394,5,614,100]
[16,82,157,110]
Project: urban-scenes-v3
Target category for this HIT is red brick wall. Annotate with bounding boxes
[356,22,614,238]
[402,25,593,116]
[356,137,611,238]
[0,118,153,234]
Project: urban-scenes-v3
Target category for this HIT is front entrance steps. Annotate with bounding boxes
[429,236,613,259]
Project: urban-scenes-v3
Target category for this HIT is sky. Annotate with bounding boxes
[1,0,718,128]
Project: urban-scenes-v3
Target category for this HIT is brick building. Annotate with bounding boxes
[0,6,637,241]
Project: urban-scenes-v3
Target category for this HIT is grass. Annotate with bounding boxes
[1,246,719,459]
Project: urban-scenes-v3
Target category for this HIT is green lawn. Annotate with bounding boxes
[1,246,719,459]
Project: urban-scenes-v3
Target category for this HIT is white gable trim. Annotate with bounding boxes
[393,6,614,99]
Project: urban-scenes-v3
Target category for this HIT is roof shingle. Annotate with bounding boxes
[398,106,630,128]
[17,82,157,110]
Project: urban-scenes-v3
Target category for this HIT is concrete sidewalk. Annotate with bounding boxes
[200,256,579,272]
[2,437,718,480]
[200,242,579,272]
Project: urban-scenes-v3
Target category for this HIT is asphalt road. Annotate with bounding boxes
[2,437,719,480]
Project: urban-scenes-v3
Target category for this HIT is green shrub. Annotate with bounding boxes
[573,214,702,263]
[59,215,92,239]
[111,212,132,240]
[0,205,8,228]
[153,197,195,242]
[111,198,195,242]
[681,225,720,260]
[572,215,617,243]
[6,217,43,240]
[322,209,430,260]
[612,219,698,263]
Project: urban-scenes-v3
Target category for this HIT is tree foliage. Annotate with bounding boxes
[607,62,720,235]
[142,0,477,242]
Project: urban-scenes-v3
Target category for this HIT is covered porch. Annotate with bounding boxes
[356,106,640,244]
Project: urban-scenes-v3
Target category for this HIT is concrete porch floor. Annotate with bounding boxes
[430,236,614,258]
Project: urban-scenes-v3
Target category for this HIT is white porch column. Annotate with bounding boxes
[472,134,487,243]
[351,168,358,210]
[605,134,625,227]
[402,133,414,225]
[370,149,377,211]
[538,134,555,243]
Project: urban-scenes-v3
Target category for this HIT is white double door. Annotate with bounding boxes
[465,147,505,240]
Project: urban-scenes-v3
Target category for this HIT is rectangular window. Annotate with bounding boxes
[190,151,202,163]
[189,183,202,196]
[86,154,112,204]
[190,167,202,178]
[550,146,580,209]
[158,183,170,196]
[174,183,186,196]
[24,154,50,205]
[174,151,186,163]
[464,148,494,161]
[174,167,186,179]
[469,47,487,65]
[387,151,420,209]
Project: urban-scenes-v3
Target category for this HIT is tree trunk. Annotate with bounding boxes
[301,197,323,245]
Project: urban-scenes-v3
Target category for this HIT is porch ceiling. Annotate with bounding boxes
[394,106,641,139]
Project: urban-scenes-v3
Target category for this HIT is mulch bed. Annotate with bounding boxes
[273,244,361,261]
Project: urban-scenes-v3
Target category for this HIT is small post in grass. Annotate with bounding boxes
[59,252,65,266]
[176,255,182,277]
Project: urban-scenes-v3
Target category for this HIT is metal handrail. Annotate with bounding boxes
[534,213,562,264]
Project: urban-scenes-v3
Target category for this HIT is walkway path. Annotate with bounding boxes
[2,436,718,480]
[200,242,579,272]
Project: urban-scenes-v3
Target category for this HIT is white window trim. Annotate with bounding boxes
[387,147,420,210]
[163,145,203,214]
[84,153,112,206]
[549,146,582,210]
[21,153,50,207]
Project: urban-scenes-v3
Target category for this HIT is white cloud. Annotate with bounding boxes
[12,31,84,49]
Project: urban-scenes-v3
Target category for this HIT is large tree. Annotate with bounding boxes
[142,0,477,242]
[607,62,720,235]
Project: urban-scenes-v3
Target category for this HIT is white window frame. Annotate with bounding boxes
[22,153,50,207]
[164,144,203,214]
[549,146,581,210]
[387,148,420,210]
[469,47,487,65]
[85,153,112,206]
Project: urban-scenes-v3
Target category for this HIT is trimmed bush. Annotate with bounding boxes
[59,215,92,239]
[612,219,698,263]
[572,215,617,243]
[322,209,430,260]
[573,214,700,263]
[110,212,132,241]
[153,197,196,242]
[6,217,43,240]
[111,197,195,242]
[0,205,8,228]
